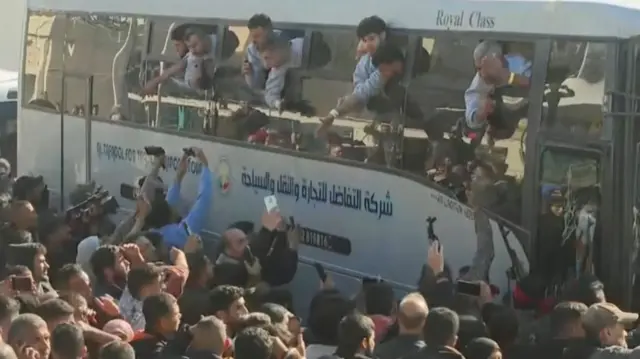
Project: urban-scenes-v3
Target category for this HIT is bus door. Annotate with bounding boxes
[532,139,607,296]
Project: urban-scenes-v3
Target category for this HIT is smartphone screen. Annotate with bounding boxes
[12,276,32,292]
[264,195,279,212]
[243,247,255,265]
[313,262,327,282]
[456,280,482,296]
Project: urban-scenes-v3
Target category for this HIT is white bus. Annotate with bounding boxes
[0,70,17,173]
[17,0,640,310]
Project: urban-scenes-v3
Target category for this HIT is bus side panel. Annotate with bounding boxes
[18,108,88,208]
[87,121,528,298]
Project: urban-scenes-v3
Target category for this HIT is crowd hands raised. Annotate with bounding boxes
[0,148,637,359]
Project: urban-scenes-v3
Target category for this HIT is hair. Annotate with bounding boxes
[356,16,387,39]
[234,327,273,359]
[90,245,119,282]
[2,265,31,280]
[335,313,375,359]
[142,293,177,333]
[260,36,290,54]
[209,285,245,314]
[170,25,187,41]
[145,197,173,230]
[183,27,207,42]
[308,291,354,345]
[127,264,161,299]
[54,264,84,290]
[7,314,47,346]
[398,293,428,330]
[550,301,588,338]
[51,323,84,359]
[259,303,290,324]
[560,275,605,306]
[0,343,16,359]
[473,41,503,65]
[371,42,404,67]
[235,312,272,332]
[247,14,272,30]
[0,295,20,323]
[484,305,518,347]
[35,299,74,323]
[98,341,135,359]
[14,294,40,315]
[424,307,460,346]
[364,282,395,316]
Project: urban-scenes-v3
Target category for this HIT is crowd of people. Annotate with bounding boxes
[0,145,634,359]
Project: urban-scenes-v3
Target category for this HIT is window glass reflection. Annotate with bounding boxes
[543,41,605,136]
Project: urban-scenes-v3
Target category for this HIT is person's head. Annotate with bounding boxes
[102,319,134,342]
[189,315,227,353]
[90,245,129,285]
[7,243,48,282]
[423,307,459,347]
[7,314,50,359]
[142,293,181,336]
[54,264,91,300]
[50,323,85,359]
[473,41,505,82]
[364,282,395,317]
[463,337,501,359]
[127,264,163,301]
[98,341,135,359]
[0,343,16,359]
[184,27,212,57]
[308,291,354,345]
[38,215,70,250]
[397,293,428,334]
[170,25,189,58]
[13,176,45,207]
[75,236,100,282]
[371,42,404,81]
[247,14,273,48]
[221,228,249,259]
[484,305,518,348]
[561,275,606,306]
[235,312,272,333]
[209,285,248,325]
[259,303,299,337]
[35,299,74,331]
[9,201,37,230]
[145,196,179,229]
[234,327,272,359]
[0,296,19,342]
[57,292,89,324]
[582,302,637,347]
[186,252,214,289]
[259,37,291,69]
[127,231,166,263]
[550,301,588,339]
[356,16,387,54]
[336,313,376,358]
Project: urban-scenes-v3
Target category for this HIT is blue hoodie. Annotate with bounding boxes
[154,166,213,249]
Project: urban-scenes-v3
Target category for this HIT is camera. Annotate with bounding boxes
[66,185,119,222]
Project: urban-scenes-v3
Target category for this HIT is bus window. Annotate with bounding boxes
[22,12,65,112]
[536,147,600,285]
[543,41,606,136]
[56,16,144,122]
[405,37,534,224]
[301,30,410,164]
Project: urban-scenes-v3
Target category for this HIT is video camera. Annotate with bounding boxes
[66,185,119,222]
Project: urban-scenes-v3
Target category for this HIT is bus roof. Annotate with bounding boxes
[28,0,640,39]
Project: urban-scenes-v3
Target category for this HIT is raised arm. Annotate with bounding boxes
[181,149,212,235]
